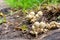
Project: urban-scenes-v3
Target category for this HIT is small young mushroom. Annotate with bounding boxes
[39,22,46,29]
[40,28,44,32]
[30,26,38,37]
[31,22,40,32]
[35,14,39,18]
[30,22,40,37]
[33,21,40,27]
[37,11,43,16]
[30,30,38,37]
[29,11,35,16]
[43,29,49,33]
[30,16,37,23]
[49,21,58,29]
[30,31,35,34]
[26,14,34,20]
[26,11,35,21]
[31,26,43,37]
[32,25,35,31]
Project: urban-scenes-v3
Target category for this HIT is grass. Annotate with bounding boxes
[5,0,43,12]
[5,0,60,13]
[5,0,44,9]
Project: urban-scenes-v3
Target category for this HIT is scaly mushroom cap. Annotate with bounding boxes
[39,22,46,28]
[34,21,40,27]
[50,21,58,28]
[43,29,49,33]
[26,14,34,19]
[37,11,43,16]
[36,14,40,18]
[29,11,35,16]
[30,16,37,23]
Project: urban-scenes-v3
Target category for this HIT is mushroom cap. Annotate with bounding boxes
[50,21,57,24]
[32,25,35,29]
[31,16,37,22]
[34,21,40,27]
[36,14,39,18]
[43,29,49,33]
[50,21,57,26]
[26,14,34,19]
[39,22,46,28]
[30,11,35,16]
[49,21,58,28]
[37,11,43,16]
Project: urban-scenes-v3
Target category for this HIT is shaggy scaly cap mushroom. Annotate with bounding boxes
[49,21,58,28]
[39,22,46,28]
[33,21,40,27]
[30,16,37,23]
[26,11,35,20]
[29,11,35,16]
[37,11,43,16]
[50,21,60,28]
[36,11,43,18]
[43,29,49,33]
[32,21,40,30]
[26,11,44,23]
[30,22,40,36]
[30,11,43,23]
[35,14,39,18]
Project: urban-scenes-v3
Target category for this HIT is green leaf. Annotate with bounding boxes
[21,25,28,31]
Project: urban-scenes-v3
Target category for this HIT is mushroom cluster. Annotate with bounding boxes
[26,11,60,37]
[26,11,43,23]
[30,21,60,37]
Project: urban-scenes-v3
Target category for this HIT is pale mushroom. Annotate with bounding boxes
[30,16,37,22]
[50,21,58,28]
[37,11,43,16]
[31,26,43,37]
[39,22,46,28]
[31,22,40,32]
[43,29,49,33]
[26,14,34,20]
[35,14,40,18]
[32,25,35,29]
[29,11,35,16]
[30,30,38,37]
[33,21,40,27]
